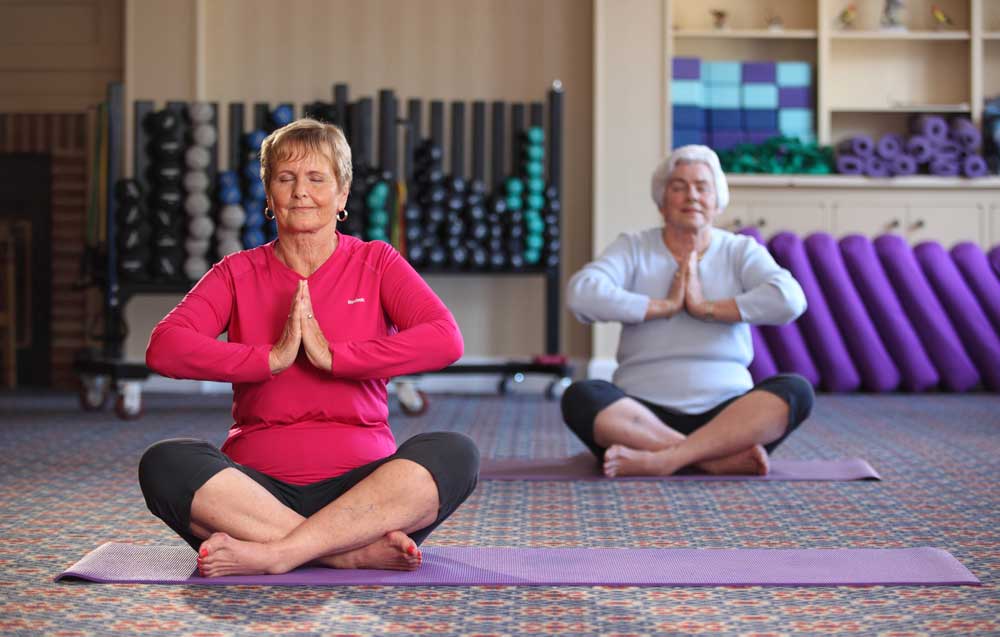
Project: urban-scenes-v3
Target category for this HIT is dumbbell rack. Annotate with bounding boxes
[75,81,571,419]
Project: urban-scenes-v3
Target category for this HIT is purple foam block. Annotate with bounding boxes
[839,235,939,392]
[769,232,861,391]
[914,242,1000,391]
[865,155,890,178]
[962,154,989,178]
[672,56,701,80]
[57,543,979,587]
[910,114,948,141]
[891,154,918,176]
[837,135,874,157]
[742,61,776,84]
[480,454,881,482]
[951,242,1000,333]
[906,135,934,163]
[778,87,812,108]
[748,130,781,145]
[709,130,746,151]
[836,154,865,175]
[737,227,779,381]
[876,134,904,160]
[929,158,960,176]
[950,118,981,151]
[874,234,979,392]
[804,233,900,392]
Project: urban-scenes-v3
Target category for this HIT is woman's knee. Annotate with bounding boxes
[402,432,480,487]
[137,438,213,500]
[781,373,815,424]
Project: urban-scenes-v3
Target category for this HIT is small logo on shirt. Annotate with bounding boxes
[347,297,365,305]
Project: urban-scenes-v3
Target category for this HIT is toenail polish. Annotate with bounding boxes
[200,548,208,557]
[407,545,417,555]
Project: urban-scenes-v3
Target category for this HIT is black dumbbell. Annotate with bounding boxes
[150,137,183,162]
[468,245,488,269]
[489,250,507,270]
[427,245,447,268]
[405,224,422,243]
[426,205,446,225]
[449,245,469,268]
[117,202,143,226]
[149,162,183,187]
[468,221,488,241]
[115,179,143,204]
[145,110,179,136]
[151,185,183,212]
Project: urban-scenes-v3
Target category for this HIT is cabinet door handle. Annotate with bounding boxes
[887,219,900,229]
[730,218,743,229]
[755,218,767,228]
[909,219,925,231]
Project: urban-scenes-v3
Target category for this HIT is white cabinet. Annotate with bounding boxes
[906,203,986,246]
[831,202,908,238]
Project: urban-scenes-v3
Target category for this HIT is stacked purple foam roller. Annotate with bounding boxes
[740,230,1000,393]
[835,115,990,178]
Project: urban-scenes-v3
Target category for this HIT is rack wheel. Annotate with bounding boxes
[397,381,429,417]
[498,372,526,395]
[79,374,110,411]
[114,381,144,420]
[545,376,573,401]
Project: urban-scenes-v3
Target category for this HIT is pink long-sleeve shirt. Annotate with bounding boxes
[146,233,463,484]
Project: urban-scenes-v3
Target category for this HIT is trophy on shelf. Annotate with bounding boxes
[881,0,907,30]
[766,12,785,31]
[710,9,728,30]
[836,3,858,29]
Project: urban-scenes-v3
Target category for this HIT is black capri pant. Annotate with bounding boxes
[561,373,814,458]
[138,432,480,551]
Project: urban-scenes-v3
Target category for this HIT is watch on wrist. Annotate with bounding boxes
[703,301,715,321]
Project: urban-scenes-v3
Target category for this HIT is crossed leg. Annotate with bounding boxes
[597,390,790,478]
[191,458,439,577]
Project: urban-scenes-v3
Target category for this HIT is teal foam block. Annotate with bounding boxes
[741,84,779,109]
[777,62,812,87]
[704,61,741,85]
[779,108,814,134]
[706,85,741,109]
[671,79,705,107]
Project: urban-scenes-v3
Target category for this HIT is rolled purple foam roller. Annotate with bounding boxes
[769,232,860,392]
[910,114,948,141]
[934,141,962,161]
[950,118,981,151]
[962,154,988,178]
[890,154,918,176]
[836,154,865,175]
[737,227,779,382]
[836,135,874,157]
[905,135,933,163]
[915,241,1000,391]
[989,246,1000,279]
[951,242,1000,334]
[805,233,900,392]
[839,235,938,392]
[876,134,903,160]
[864,155,890,177]
[929,158,959,176]
[874,234,979,392]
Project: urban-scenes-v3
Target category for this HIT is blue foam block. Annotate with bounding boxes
[779,108,814,134]
[706,85,741,109]
[743,109,778,131]
[672,105,705,130]
[741,84,779,109]
[709,108,742,131]
[704,61,741,85]
[671,80,704,107]
[672,129,706,148]
[777,62,812,87]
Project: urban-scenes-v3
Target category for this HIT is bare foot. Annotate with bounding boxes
[323,531,422,571]
[603,444,680,477]
[697,444,770,476]
[197,532,282,577]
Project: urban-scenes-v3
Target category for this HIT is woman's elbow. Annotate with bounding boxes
[145,328,179,377]
[442,319,464,365]
[781,295,808,324]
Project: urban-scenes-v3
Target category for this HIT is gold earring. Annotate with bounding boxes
[337,209,348,222]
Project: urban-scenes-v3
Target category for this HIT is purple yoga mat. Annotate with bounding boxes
[876,134,903,160]
[874,234,979,392]
[934,141,962,161]
[952,242,1000,334]
[839,235,939,392]
[962,154,989,178]
[58,543,978,587]
[865,155,890,177]
[836,154,864,175]
[915,242,1000,391]
[890,154,918,176]
[911,114,948,142]
[770,232,861,392]
[837,136,874,158]
[804,234,900,392]
[929,157,960,177]
[906,135,934,163]
[737,227,779,381]
[990,246,1000,279]
[950,118,981,151]
[479,453,880,482]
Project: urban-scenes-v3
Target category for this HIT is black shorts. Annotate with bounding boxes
[138,432,479,551]
[560,373,814,458]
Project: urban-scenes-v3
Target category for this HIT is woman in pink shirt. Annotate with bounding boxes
[139,119,478,577]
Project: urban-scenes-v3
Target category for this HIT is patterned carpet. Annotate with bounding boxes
[0,390,998,636]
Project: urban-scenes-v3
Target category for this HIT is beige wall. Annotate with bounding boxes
[0,0,123,112]
[122,0,593,362]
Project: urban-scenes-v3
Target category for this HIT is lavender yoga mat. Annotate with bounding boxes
[836,136,874,157]
[950,118,981,151]
[962,154,989,178]
[479,453,880,482]
[804,233,900,392]
[890,154,918,176]
[990,246,1000,279]
[952,242,1000,333]
[839,235,939,392]
[865,155,890,178]
[836,154,864,175]
[58,543,977,587]
[910,114,948,142]
[906,136,933,163]
[876,134,903,160]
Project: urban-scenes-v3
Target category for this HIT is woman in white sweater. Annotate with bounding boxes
[564,145,812,477]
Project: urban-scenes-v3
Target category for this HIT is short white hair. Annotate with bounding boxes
[650,145,729,211]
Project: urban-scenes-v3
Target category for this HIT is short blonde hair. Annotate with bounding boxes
[259,118,353,190]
